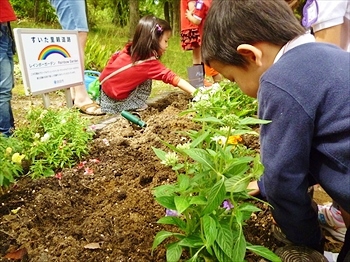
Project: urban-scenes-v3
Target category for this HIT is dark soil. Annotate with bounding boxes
[0,91,342,261]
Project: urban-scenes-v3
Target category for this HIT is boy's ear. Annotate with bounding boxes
[237,44,263,67]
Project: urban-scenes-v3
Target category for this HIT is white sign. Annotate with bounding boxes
[13,28,83,95]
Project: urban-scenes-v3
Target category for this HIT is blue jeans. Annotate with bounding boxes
[49,0,89,31]
[0,23,15,137]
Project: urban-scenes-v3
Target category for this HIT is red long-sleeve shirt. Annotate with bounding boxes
[0,0,17,22]
[100,47,180,100]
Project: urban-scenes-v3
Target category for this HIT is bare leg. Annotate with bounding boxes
[338,206,350,262]
[192,46,201,65]
[340,206,350,228]
[314,24,342,47]
[72,32,103,115]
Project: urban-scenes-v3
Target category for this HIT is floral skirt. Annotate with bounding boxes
[99,80,152,114]
[180,28,201,51]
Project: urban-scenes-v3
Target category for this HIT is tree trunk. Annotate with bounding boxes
[171,0,180,36]
[112,0,128,27]
[129,0,140,40]
[164,1,170,22]
[33,0,40,22]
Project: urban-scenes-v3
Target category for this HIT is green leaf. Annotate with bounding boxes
[224,175,250,193]
[152,147,167,161]
[152,231,175,250]
[178,174,190,191]
[215,223,234,259]
[239,117,271,126]
[186,254,199,262]
[203,215,217,246]
[166,242,182,262]
[191,130,211,148]
[232,229,246,262]
[251,154,265,178]
[183,148,216,172]
[246,243,282,262]
[153,184,176,198]
[43,168,55,177]
[213,242,231,262]
[223,156,253,177]
[201,178,226,215]
[238,202,261,214]
[161,140,180,153]
[189,196,207,205]
[156,196,176,210]
[224,163,249,179]
[157,216,186,231]
[174,195,190,214]
[192,116,224,125]
[178,236,204,248]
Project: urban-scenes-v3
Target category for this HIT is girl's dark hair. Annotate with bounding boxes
[127,15,171,63]
[202,0,306,68]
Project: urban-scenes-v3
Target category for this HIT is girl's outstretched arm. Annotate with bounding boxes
[176,78,197,95]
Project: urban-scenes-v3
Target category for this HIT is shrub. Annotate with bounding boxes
[12,107,94,179]
[0,135,24,187]
[151,83,280,262]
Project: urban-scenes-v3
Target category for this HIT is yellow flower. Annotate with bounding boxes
[5,147,12,155]
[227,135,242,145]
[12,153,25,164]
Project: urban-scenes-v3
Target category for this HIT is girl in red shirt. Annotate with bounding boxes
[180,0,201,64]
[186,0,222,84]
[99,15,197,114]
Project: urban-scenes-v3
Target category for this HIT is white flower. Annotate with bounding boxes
[176,142,191,151]
[39,110,48,119]
[40,133,51,142]
[209,83,221,94]
[219,126,230,132]
[34,133,40,139]
[211,135,227,145]
[61,119,67,124]
[160,152,179,167]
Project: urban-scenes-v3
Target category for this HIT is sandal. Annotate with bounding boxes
[135,104,148,112]
[271,224,293,245]
[77,102,105,116]
[275,245,328,261]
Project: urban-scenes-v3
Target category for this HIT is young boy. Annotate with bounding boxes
[201,0,350,261]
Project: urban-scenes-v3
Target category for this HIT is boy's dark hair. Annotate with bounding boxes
[202,0,306,68]
[128,15,171,63]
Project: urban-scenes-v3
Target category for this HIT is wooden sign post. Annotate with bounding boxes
[13,28,84,108]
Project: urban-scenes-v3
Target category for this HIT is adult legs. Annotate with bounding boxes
[50,0,103,115]
[0,23,15,137]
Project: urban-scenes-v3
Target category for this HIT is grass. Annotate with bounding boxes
[12,19,194,98]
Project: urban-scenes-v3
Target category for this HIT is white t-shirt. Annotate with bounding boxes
[312,0,350,51]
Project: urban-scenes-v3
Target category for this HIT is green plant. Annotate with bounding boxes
[13,107,94,178]
[0,135,24,187]
[151,84,280,262]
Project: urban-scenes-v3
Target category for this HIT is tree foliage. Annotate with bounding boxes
[10,0,180,35]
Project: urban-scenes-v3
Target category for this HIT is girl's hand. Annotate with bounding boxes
[185,9,193,20]
[186,9,200,25]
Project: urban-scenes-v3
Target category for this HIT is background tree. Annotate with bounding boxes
[129,0,140,39]
[11,0,181,36]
